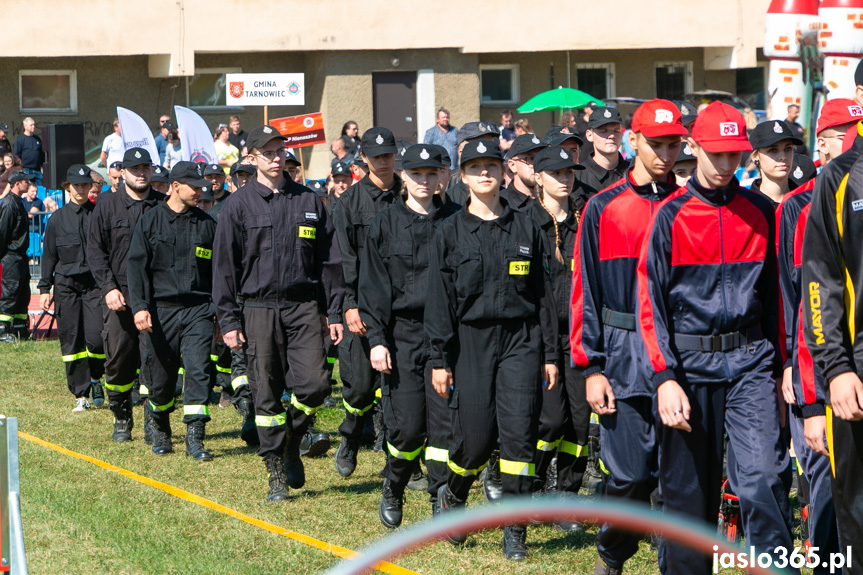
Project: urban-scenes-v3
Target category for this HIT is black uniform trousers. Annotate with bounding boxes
[381,313,429,486]
[55,275,105,398]
[243,301,330,457]
[0,256,30,330]
[826,409,863,573]
[425,349,452,500]
[210,338,232,390]
[447,319,541,500]
[535,325,591,493]
[101,288,149,409]
[789,408,840,575]
[596,396,659,569]
[229,347,252,405]
[659,347,794,575]
[140,301,213,424]
[338,329,381,440]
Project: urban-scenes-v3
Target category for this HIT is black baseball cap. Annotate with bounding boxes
[459,140,503,166]
[285,151,301,166]
[401,145,443,170]
[457,121,500,145]
[230,162,255,176]
[394,140,412,170]
[0,123,8,132]
[109,161,123,170]
[202,163,224,177]
[789,153,817,188]
[672,100,698,126]
[169,161,211,189]
[308,179,328,197]
[66,164,95,184]
[360,127,397,157]
[532,146,583,172]
[199,189,216,202]
[589,107,624,130]
[348,153,367,168]
[748,120,804,149]
[675,141,698,164]
[9,171,34,184]
[505,133,547,160]
[429,144,451,167]
[331,162,351,177]
[151,165,169,183]
[546,130,585,147]
[245,125,287,152]
[122,147,152,168]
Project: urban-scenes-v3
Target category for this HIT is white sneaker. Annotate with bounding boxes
[72,397,90,412]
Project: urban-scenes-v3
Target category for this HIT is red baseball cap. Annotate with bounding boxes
[816,98,863,135]
[631,99,689,137]
[691,102,752,153]
[842,121,862,154]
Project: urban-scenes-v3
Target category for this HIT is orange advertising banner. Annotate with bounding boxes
[270,113,326,148]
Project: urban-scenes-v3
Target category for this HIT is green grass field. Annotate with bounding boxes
[2,340,797,574]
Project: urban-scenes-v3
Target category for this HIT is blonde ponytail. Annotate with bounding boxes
[535,183,565,265]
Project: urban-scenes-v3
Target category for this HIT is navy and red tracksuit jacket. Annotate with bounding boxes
[778,178,827,417]
[637,175,783,386]
[570,171,682,398]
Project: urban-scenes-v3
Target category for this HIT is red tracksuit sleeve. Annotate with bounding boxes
[637,207,677,388]
[570,201,604,375]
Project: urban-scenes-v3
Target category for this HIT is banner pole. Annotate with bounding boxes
[264,106,268,125]
[300,146,307,183]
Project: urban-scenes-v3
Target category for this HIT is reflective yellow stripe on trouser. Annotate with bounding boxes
[105,381,135,393]
[500,459,535,477]
[343,399,374,417]
[149,398,174,412]
[0,314,12,322]
[537,436,563,452]
[558,441,587,458]
[256,413,287,427]
[598,458,610,475]
[425,446,448,463]
[62,351,89,362]
[13,314,28,320]
[290,394,320,416]
[232,375,249,391]
[87,349,106,359]
[183,405,210,416]
[447,459,486,478]
[387,442,423,461]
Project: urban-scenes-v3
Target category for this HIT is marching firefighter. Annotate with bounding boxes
[127,162,217,460]
[0,171,34,343]
[38,165,105,410]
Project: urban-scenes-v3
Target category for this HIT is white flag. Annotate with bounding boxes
[174,105,216,164]
[116,107,159,161]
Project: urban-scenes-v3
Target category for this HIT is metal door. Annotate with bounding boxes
[372,72,417,143]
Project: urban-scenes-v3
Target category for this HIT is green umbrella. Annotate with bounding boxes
[517,87,604,114]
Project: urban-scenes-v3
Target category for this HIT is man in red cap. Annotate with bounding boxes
[571,99,686,575]
[774,97,862,574]
[638,102,795,574]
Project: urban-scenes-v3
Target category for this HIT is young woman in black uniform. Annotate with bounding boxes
[426,139,559,561]
[528,146,592,531]
[359,145,460,528]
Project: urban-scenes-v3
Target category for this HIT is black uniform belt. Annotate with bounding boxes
[601,307,636,331]
[674,327,763,352]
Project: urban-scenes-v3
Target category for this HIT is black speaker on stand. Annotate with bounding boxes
[41,123,85,191]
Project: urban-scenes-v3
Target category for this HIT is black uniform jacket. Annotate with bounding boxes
[127,202,216,314]
[331,174,401,311]
[358,195,461,349]
[212,177,344,335]
[87,187,166,296]
[0,193,29,261]
[38,200,94,292]
[424,197,560,369]
[578,153,627,194]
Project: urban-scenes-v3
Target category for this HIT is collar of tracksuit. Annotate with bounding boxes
[686,173,740,207]
[461,196,514,232]
[626,169,679,201]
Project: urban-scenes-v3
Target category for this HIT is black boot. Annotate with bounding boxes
[436,484,467,545]
[334,437,359,478]
[91,380,105,408]
[300,429,331,458]
[593,557,623,575]
[284,433,305,488]
[143,404,154,445]
[236,398,258,446]
[264,454,289,503]
[483,451,503,502]
[185,421,213,461]
[0,322,16,344]
[111,400,134,442]
[150,414,172,455]
[407,466,429,491]
[503,525,528,561]
[379,478,405,529]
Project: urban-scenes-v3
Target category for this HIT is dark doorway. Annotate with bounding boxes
[373,72,417,143]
